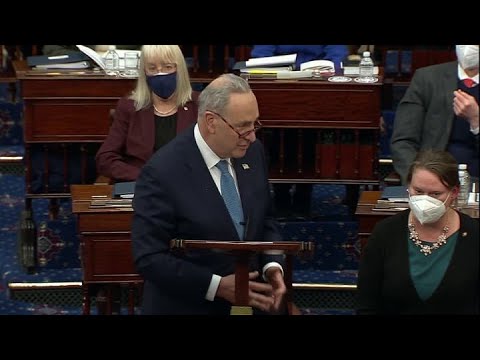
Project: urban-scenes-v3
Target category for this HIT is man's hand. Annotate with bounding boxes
[265,267,287,313]
[454,89,479,130]
[216,271,279,313]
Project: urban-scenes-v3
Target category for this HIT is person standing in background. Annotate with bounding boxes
[391,45,479,184]
[250,45,349,71]
[95,45,198,183]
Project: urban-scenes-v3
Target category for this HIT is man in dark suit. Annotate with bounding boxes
[391,45,479,184]
[131,73,287,315]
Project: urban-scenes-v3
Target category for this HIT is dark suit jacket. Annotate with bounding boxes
[95,93,199,182]
[357,210,479,314]
[391,61,479,184]
[131,126,283,314]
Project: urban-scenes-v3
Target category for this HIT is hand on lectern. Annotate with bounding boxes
[265,267,287,313]
[217,271,277,313]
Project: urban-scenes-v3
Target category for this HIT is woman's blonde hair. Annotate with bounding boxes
[130,45,192,110]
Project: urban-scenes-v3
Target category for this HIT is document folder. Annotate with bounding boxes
[113,181,136,199]
[27,52,90,67]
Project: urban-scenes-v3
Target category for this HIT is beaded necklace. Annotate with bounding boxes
[408,212,450,256]
[153,103,176,115]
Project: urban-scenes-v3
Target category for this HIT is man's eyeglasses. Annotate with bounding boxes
[207,110,262,139]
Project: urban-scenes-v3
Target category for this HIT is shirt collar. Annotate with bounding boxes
[194,124,231,170]
[458,64,479,84]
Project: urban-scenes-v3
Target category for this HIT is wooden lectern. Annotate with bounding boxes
[170,239,314,315]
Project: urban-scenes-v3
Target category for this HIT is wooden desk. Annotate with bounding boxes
[71,184,141,315]
[15,60,383,187]
[14,60,137,197]
[355,191,480,251]
[249,78,383,184]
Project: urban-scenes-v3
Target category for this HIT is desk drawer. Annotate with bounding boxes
[81,233,141,282]
[25,100,117,142]
[78,212,132,232]
[21,78,135,98]
[251,84,381,128]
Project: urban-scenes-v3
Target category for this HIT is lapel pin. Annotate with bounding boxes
[184,106,188,111]
[242,164,250,170]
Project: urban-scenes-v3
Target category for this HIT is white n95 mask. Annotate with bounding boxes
[409,194,450,225]
[456,45,479,70]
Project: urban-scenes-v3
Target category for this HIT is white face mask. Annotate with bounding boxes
[409,194,450,225]
[456,45,479,70]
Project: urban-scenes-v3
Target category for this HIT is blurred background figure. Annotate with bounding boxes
[95,45,199,183]
[391,44,479,184]
[250,45,349,71]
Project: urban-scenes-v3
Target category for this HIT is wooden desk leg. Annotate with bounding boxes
[128,285,135,315]
[230,252,253,315]
[83,284,90,315]
[106,285,112,315]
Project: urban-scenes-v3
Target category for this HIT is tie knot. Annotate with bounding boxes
[463,78,476,88]
[216,160,230,174]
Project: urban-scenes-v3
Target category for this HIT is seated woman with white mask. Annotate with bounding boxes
[356,149,479,314]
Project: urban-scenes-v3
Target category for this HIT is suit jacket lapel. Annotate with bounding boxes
[232,158,251,224]
[183,135,241,239]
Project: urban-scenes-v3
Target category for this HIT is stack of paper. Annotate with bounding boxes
[76,45,106,70]
[244,54,297,68]
[240,66,293,75]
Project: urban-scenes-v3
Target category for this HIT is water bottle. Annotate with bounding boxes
[104,45,119,75]
[358,51,375,83]
[457,163,471,207]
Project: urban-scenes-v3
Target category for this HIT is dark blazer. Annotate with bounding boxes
[391,61,479,184]
[357,210,479,314]
[131,126,283,314]
[95,92,199,182]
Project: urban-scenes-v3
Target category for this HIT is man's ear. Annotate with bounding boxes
[205,112,216,134]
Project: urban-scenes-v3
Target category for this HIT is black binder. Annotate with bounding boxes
[27,51,90,67]
[113,181,136,198]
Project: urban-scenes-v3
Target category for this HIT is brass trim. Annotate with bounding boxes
[292,283,357,290]
[8,282,83,290]
[230,306,253,315]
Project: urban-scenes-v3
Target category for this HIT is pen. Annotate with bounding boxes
[48,55,69,60]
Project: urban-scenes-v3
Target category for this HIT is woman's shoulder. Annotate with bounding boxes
[374,210,409,231]
[459,211,479,231]
[116,96,136,112]
[190,90,201,103]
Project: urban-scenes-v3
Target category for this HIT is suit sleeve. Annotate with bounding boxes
[356,223,385,314]
[390,69,429,184]
[131,162,216,301]
[322,45,349,69]
[95,98,141,181]
[250,45,277,58]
